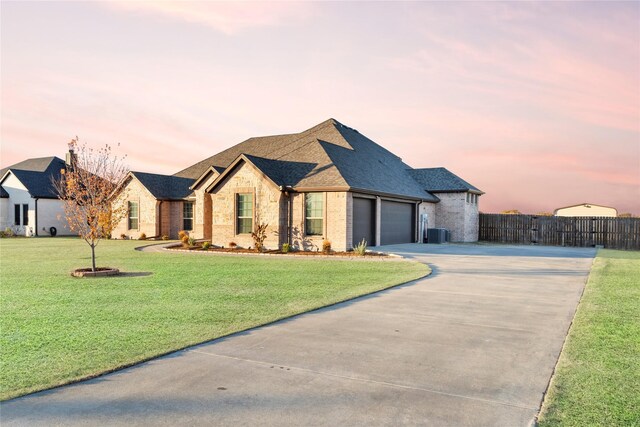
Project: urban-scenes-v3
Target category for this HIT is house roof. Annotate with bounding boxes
[190,166,225,190]
[131,171,195,200]
[0,156,65,176]
[408,168,483,194]
[205,154,320,193]
[0,157,67,198]
[176,119,440,202]
[0,186,8,198]
[554,203,618,213]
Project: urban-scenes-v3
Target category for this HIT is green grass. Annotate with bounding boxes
[0,237,428,401]
[538,249,640,426]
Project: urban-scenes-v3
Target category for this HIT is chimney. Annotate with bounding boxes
[65,142,77,170]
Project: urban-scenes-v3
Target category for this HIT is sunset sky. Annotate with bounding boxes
[1,1,639,214]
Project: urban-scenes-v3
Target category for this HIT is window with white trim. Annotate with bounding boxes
[305,193,323,236]
[236,193,253,234]
[128,201,139,230]
[183,202,194,231]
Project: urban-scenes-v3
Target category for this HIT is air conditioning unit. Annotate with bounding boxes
[427,228,448,244]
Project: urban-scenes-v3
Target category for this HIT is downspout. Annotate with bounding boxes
[287,193,292,246]
[158,201,162,237]
[35,198,39,236]
[415,202,419,243]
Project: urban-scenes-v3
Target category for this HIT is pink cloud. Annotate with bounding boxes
[103,1,316,35]
[390,16,639,133]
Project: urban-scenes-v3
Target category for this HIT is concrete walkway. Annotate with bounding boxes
[2,244,595,426]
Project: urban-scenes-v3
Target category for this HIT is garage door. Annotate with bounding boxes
[352,197,375,247]
[381,200,415,245]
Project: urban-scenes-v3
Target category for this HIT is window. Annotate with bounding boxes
[128,201,139,230]
[14,204,20,226]
[183,201,194,231]
[22,204,29,226]
[305,193,323,235]
[236,193,253,234]
[466,193,470,203]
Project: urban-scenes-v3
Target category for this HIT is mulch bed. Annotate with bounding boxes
[166,245,388,257]
[71,267,120,278]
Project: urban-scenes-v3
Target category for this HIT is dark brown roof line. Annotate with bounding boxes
[172,119,342,179]
[205,154,282,194]
[255,119,346,162]
[190,166,219,190]
[290,186,437,203]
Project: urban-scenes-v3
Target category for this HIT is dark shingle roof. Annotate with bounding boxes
[0,186,8,198]
[408,168,483,194]
[0,156,65,176]
[176,119,439,201]
[132,172,195,200]
[0,157,66,198]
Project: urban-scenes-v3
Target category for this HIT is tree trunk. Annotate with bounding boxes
[91,243,96,272]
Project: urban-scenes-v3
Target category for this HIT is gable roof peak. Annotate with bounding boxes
[129,171,195,200]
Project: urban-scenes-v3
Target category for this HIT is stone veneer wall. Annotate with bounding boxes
[193,174,217,240]
[289,191,350,251]
[418,201,437,242]
[465,197,479,242]
[112,178,159,239]
[433,192,479,242]
[209,162,282,250]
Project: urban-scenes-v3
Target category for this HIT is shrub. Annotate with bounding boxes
[161,235,169,241]
[181,234,190,246]
[281,243,290,253]
[322,239,332,254]
[187,237,197,247]
[353,238,367,256]
[138,233,147,240]
[178,230,188,240]
[251,223,268,252]
[2,228,14,238]
[202,241,211,250]
[228,241,237,249]
[120,233,127,240]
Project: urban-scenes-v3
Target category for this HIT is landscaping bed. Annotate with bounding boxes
[71,267,120,278]
[166,244,390,257]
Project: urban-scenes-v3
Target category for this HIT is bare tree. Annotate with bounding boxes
[54,138,128,272]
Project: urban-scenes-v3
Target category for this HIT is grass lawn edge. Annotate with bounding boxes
[4,262,431,402]
[535,249,640,426]
[534,256,595,425]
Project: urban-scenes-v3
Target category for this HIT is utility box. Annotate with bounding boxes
[427,228,448,244]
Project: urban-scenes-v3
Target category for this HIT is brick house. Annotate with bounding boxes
[113,119,483,250]
[111,172,195,239]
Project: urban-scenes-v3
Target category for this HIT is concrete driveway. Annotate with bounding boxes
[2,244,595,426]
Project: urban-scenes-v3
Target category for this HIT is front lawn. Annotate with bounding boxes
[538,249,640,426]
[0,237,428,400]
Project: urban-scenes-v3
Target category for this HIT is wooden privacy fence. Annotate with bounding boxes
[479,214,640,250]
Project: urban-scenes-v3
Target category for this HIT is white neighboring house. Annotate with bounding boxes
[0,155,75,236]
[554,203,618,218]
